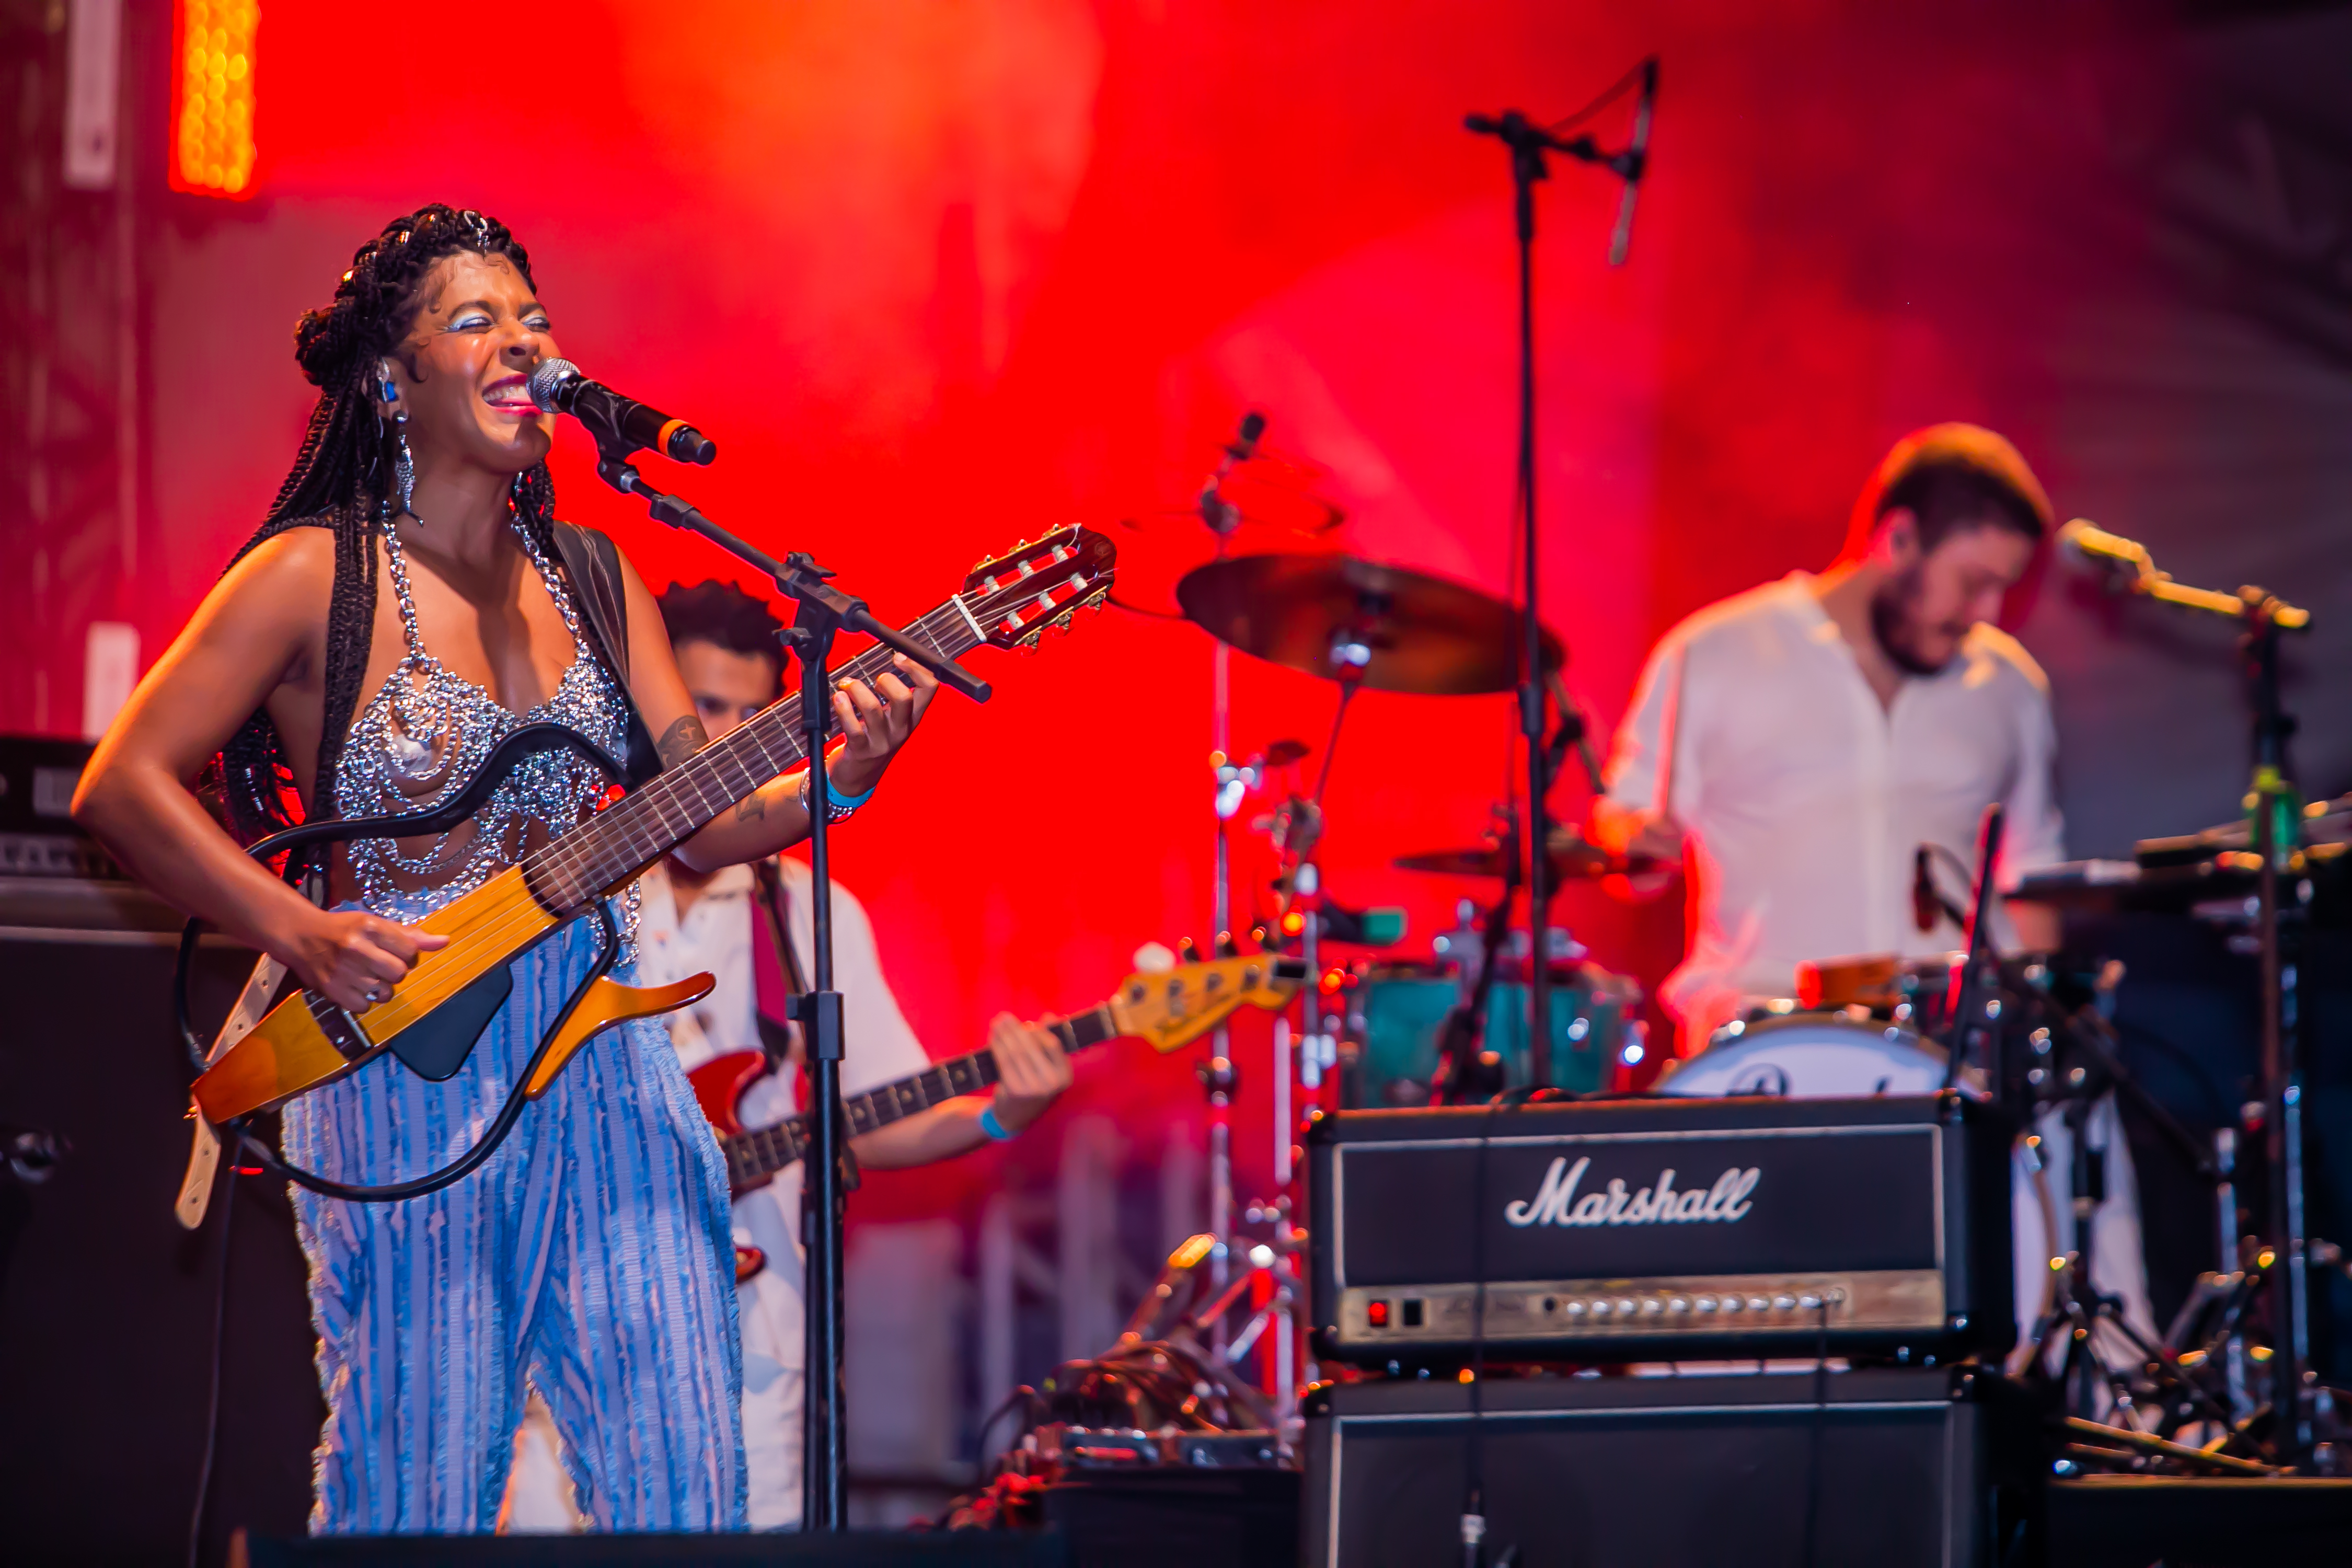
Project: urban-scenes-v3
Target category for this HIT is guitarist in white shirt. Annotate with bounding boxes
[506,581,1072,1531]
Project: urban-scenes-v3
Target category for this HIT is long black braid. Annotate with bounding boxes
[215,204,564,856]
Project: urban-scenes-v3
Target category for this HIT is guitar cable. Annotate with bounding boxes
[225,900,620,1204]
[177,725,635,1203]
[186,1154,235,1568]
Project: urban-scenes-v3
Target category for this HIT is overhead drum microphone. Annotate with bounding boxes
[528,359,718,466]
[1608,57,1659,267]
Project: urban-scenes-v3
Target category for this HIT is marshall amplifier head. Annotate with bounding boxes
[1306,1092,2013,1366]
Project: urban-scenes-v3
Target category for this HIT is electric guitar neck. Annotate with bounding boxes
[691,953,1305,1195]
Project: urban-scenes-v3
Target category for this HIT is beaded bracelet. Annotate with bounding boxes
[800,767,876,824]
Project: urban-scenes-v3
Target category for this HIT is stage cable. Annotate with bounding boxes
[188,1158,237,1568]
[1800,1296,1830,1566]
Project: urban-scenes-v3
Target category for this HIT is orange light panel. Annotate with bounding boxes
[171,1,258,198]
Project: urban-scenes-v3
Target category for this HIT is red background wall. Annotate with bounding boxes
[17,0,2352,1223]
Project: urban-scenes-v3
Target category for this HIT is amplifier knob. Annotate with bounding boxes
[1668,1297,1691,1314]
[1695,1296,1718,1313]
[1721,1297,1743,1313]
[1640,1299,1664,1317]
[1616,1298,1638,1316]
[1772,1295,1796,1311]
[1589,1300,1612,1318]
[1748,1297,1771,1312]
[1564,1300,1587,1318]
[1798,1294,1822,1311]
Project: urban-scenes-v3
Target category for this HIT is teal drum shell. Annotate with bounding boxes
[1342,963,1632,1106]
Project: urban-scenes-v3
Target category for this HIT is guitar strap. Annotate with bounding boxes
[748,858,859,1197]
[548,521,663,789]
[750,857,808,1066]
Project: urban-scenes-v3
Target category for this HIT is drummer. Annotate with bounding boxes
[1592,423,2067,1052]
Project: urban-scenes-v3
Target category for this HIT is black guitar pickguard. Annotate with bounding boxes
[384,960,515,1081]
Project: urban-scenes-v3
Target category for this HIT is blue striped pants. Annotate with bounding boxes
[282,914,747,1532]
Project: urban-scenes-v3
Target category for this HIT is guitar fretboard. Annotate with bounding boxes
[518,601,979,912]
[721,1004,1118,1191]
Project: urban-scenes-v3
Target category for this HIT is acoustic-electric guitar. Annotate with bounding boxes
[191,527,1116,1126]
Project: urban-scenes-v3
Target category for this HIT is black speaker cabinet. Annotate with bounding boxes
[0,885,320,1567]
[1303,1366,2042,1568]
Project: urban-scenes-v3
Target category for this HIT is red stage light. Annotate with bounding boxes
[170,1,258,198]
[1280,910,1304,935]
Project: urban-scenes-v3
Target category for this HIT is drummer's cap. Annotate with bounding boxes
[1842,423,2054,561]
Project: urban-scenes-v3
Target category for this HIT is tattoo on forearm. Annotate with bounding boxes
[655,714,708,770]
[735,790,768,824]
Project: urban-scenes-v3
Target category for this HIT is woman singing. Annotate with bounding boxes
[73,204,933,1532]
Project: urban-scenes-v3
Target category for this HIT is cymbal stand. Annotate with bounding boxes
[1199,411,1267,1322]
[2241,587,2319,1461]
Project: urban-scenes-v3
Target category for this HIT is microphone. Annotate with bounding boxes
[528,359,717,466]
[1608,57,1659,267]
[1227,409,1267,463]
[2058,518,2153,576]
[1913,846,1966,936]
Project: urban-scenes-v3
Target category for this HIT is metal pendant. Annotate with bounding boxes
[395,429,416,517]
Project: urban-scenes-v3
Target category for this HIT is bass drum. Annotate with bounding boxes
[1652,1012,1948,1099]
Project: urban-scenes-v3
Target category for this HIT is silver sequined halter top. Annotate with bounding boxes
[336,515,627,916]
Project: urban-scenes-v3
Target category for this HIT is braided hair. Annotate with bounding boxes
[216,204,563,849]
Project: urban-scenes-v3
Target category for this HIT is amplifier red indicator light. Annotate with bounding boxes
[1366,1299,1390,1328]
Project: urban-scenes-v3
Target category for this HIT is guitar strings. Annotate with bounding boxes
[356,601,972,1036]
[351,546,1104,1042]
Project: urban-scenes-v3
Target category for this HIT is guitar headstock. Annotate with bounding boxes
[961,526,1119,651]
[1109,952,1307,1054]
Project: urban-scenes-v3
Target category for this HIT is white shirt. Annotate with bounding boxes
[1605,573,2065,1036]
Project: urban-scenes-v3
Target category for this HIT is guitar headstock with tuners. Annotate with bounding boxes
[1105,952,1309,1054]
[962,527,1118,651]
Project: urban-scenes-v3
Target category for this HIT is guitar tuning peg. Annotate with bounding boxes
[1176,937,1202,965]
[1248,923,1272,951]
[1215,930,1240,959]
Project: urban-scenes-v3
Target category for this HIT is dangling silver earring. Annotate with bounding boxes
[394,425,416,518]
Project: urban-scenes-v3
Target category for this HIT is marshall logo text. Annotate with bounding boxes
[1503,1156,1761,1229]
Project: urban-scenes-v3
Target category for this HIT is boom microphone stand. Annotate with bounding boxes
[1467,60,1654,1098]
[2066,520,2318,1462]
[1455,66,1652,1566]
[590,441,988,1528]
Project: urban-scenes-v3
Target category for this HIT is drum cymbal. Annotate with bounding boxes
[1174,553,1563,696]
[1393,828,1630,882]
